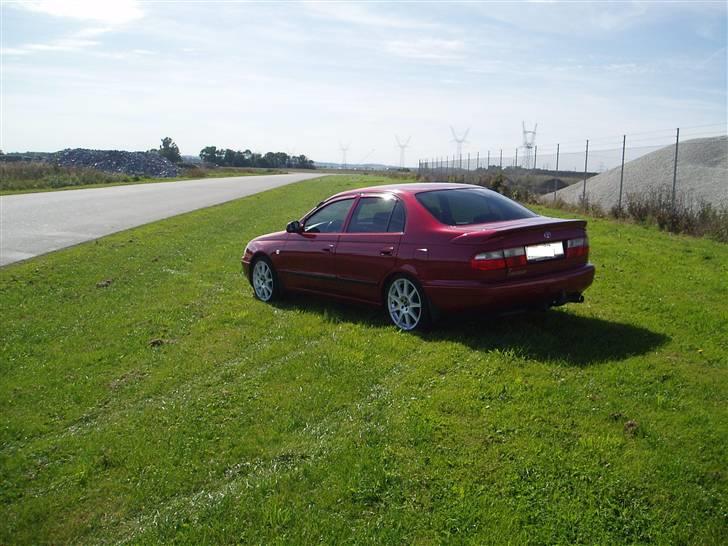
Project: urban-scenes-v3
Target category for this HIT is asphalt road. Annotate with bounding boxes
[0,172,324,266]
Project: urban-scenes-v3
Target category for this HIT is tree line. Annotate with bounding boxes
[154,137,315,169]
[199,146,315,169]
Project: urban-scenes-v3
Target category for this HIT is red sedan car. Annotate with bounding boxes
[242,183,594,330]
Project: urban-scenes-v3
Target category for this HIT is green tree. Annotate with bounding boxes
[199,146,220,165]
[159,137,181,163]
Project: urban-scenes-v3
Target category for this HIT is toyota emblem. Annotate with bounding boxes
[544,231,551,239]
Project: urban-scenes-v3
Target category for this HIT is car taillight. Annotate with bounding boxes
[471,247,525,271]
[504,247,526,267]
[566,237,589,258]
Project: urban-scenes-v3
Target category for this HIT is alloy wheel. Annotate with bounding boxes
[252,259,274,301]
[387,277,423,330]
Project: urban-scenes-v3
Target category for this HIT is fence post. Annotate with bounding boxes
[671,128,680,210]
[476,152,480,171]
[533,145,538,171]
[499,149,503,169]
[554,143,560,202]
[515,148,518,168]
[581,139,589,206]
[618,134,626,212]
[487,151,490,169]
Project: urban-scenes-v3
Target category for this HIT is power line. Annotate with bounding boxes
[395,135,411,168]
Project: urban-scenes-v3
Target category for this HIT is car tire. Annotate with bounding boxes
[251,256,280,302]
[385,275,431,331]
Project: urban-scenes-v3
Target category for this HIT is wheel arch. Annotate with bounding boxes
[381,266,440,322]
[247,251,271,283]
[380,267,423,306]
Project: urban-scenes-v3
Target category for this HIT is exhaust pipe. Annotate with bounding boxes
[551,292,584,307]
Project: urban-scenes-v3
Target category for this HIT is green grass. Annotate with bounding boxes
[1,175,726,544]
[0,164,286,195]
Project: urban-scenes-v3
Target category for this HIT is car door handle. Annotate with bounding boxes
[380,246,394,256]
[322,244,335,252]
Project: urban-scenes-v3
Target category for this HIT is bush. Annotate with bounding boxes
[535,182,728,243]
[624,184,728,242]
[0,161,132,191]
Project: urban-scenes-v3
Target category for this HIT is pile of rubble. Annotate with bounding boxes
[553,136,728,208]
[55,148,180,178]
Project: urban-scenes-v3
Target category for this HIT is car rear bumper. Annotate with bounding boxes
[423,264,595,313]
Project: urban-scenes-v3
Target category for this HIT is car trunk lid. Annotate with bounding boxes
[452,217,589,280]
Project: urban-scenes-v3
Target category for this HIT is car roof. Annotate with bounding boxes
[327,182,483,201]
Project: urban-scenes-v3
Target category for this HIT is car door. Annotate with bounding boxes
[335,195,406,302]
[278,197,355,293]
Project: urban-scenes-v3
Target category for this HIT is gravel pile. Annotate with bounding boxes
[55,148,180,177]
[551,136,728,208]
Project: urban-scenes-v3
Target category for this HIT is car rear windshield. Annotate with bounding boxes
[415,188,537,225]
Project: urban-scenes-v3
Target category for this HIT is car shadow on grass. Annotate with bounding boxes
[271,295,669,367]
[426,310,669,366]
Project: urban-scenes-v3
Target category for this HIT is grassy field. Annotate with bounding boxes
[1,175,726,544]
[0,163,286,195]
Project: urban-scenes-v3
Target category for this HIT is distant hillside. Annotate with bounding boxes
[552,136,728,208]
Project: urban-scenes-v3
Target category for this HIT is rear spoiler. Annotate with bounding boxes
[450,218,586,245]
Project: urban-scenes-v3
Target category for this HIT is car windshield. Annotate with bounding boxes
[416,188,536,225]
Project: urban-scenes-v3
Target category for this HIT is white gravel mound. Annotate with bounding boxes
[551,136,728,209]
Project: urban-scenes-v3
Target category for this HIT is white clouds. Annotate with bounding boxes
[585,2,649,32]
[2,27,109,56]
[75,27,114,38]
[385,39,466,62]
[1,47,30,56]
[24,37,100,52]
[12,0,143,25]
[603,63,649,75]
[303,1,437,30]
[696,47,727,70]
[2,14,121,57]
[2,1,725,164]
[470,1,653,36]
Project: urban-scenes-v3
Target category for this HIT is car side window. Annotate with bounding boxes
[387,200,406,232]
[347,196,402,233]
[304,199,354,233]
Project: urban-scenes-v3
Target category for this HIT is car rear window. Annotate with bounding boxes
[415,188,536,225]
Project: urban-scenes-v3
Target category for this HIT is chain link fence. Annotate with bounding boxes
[417,123,727,212]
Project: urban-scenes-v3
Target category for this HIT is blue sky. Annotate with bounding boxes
[1,0,726,166]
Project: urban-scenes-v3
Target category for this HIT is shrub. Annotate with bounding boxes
[0,161,132,191]
[622,184,728,240]
[541,183,728,243]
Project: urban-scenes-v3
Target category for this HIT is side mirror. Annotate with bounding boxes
[286,220,302,233]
